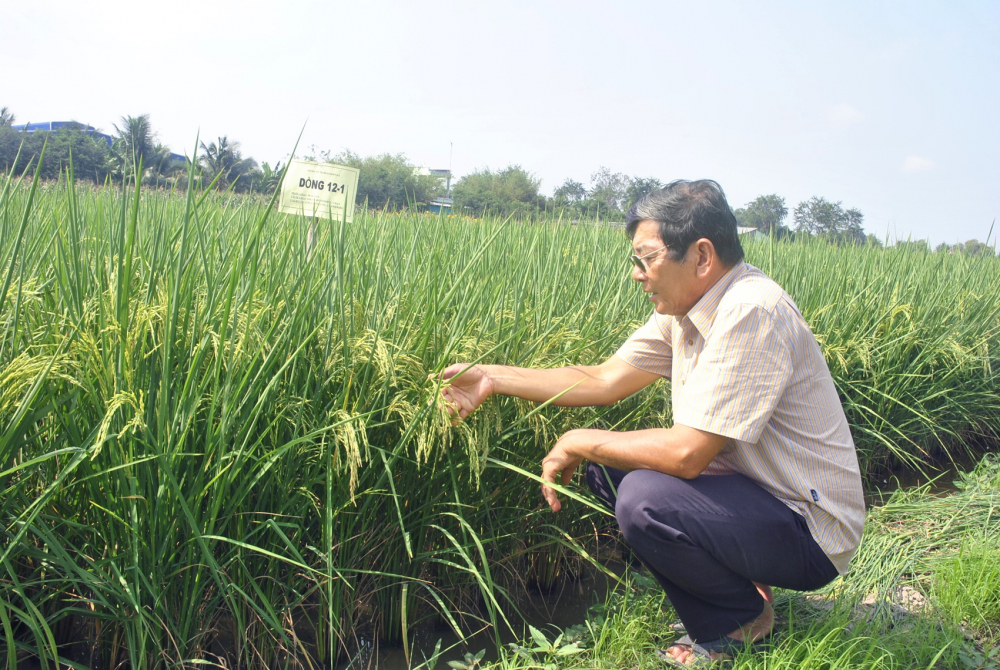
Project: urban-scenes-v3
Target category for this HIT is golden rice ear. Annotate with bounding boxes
[327,409,365,499]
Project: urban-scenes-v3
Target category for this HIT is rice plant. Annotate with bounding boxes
[0,166,998,668]
[748,235,1000,474]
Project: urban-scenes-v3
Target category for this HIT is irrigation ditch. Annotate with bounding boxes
[337,559,625,670]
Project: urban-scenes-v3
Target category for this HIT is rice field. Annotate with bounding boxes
[1,165,999,669]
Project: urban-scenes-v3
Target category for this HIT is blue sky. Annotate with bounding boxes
[4,0,998,245]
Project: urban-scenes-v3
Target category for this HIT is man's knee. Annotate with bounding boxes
[586,462,624,510]
[614,469,686,545]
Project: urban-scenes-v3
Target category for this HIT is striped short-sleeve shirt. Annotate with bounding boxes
[615,262,865,574]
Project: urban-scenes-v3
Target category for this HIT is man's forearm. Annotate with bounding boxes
[481,364,619,407]
[538,424,729,511]
[439,357,658,423]
[550,426,729,480]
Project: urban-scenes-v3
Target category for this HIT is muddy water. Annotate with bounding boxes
[336,561,627,670]
[865,459,968,506]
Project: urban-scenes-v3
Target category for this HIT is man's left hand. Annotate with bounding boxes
[540,430,591,512]
[539,424,729,512]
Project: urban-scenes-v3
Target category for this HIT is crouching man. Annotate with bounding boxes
[440,180,864,667]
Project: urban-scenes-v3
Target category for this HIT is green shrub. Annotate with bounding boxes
[0,124,111,182]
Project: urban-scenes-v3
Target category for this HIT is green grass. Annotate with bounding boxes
[932,535,1000,646]
[0,167,998,668]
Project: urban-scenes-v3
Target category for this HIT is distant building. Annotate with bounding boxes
[414,167,453,214]
[737,226,766,240]
[413,167,452,181]
[13,121,114,147]
[427,196,454,215]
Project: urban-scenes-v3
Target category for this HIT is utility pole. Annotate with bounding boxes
[447,142,453,196]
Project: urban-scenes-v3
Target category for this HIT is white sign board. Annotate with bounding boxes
[279,160,360,221]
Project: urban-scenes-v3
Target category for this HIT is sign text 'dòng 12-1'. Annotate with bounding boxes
[279,160,360,222]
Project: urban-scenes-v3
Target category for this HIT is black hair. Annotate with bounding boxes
[625,179,744,266]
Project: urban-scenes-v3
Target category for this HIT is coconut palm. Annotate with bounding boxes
[111,114,172,180]
[0,106,15,127]
[257,161,284,194]
[199,136,258,191]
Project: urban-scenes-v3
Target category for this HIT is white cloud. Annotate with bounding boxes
[901,155,934,173]
[827,103,865,127]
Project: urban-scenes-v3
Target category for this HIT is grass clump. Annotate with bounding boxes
[932,535,1000,647]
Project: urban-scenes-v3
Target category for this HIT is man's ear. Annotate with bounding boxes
[693,238,717,276]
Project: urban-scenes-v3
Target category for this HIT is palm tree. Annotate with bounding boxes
[199,136,258,191]
[257,161,284,194]
[112,114,171,180]
[0,107,15,127]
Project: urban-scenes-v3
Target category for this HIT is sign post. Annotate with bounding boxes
[279,160,360,222]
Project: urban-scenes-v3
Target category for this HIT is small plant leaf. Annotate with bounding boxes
[529,625,550,650]
[556,642,584,655]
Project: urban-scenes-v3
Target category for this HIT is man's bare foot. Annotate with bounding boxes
[665,602,773,665]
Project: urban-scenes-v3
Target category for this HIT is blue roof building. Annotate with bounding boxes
[11,121,188,164]
[414,167,453,214]
[13,121,114,147]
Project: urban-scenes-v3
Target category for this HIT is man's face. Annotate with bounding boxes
[630,220,704,317]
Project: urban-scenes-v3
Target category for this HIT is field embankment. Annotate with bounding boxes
[1,174,998,668]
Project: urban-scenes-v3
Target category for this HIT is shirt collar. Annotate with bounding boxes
[682,261,747,340]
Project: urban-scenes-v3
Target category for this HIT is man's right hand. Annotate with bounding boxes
[439,363,494,422]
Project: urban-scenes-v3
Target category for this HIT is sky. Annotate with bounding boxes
[4,0,998,245]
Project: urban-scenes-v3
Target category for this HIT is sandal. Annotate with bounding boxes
[655,633,773,667]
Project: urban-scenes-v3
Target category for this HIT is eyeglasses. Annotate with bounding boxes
[629,245,668,273]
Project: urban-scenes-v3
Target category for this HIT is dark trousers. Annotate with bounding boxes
[586,463,839,642]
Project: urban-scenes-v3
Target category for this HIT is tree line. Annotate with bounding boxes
[734,194,994,254]
[0,108,280,193]
[734,194,876,246]
[2,107,993,254]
